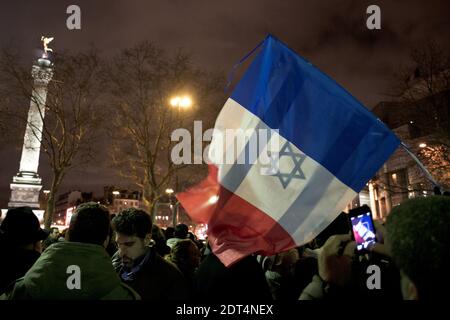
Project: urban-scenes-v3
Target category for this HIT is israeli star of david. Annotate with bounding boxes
[273,141,306,189]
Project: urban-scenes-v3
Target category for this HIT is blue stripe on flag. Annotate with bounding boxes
[230,35,399,192]
[278,166,343,234]
[220,121,270,192]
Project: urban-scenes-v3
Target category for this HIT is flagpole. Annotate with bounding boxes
[225,35,268,93]
[400,141,442,191]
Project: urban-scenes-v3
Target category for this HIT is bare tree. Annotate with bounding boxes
[0,49,106,229]
[104,42,224,215]
[391,40,450,132]
[389,40,450,189]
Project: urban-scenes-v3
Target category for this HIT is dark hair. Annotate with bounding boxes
[111,208,152,239]
[152,224,166,243]
[152,224,170,256]
[386,196,450,300]
[174,224,189,239]
[166,239,200,277]
[165,227,175,239]
[68,202,111,245]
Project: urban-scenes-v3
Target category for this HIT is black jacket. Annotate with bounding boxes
[194,253,272,301]
[0,247,40,295]
[112,247,189,300]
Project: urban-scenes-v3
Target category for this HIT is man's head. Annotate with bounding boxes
[174,224,189,239]
[170,239,201,270]
[111,208,152,268]
[386,196,450,300]
[49,227,59,239]
[67,202,111,247]
[0,207,48,252]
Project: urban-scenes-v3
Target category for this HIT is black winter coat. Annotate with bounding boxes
[112,247,189,300]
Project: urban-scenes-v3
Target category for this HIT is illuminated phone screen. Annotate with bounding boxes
[350,212,377,251]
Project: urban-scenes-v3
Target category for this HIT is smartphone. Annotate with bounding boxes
[348,205,377,251]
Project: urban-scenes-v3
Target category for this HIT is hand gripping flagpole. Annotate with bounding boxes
[400,141,442,192]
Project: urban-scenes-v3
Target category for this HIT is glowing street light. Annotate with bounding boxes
[419,143,427,148]
[165,188,174,194]
[112,191,120,195]
[170,95,192,110]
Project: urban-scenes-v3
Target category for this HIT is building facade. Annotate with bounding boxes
[103,186,143,215]
[352,89,449,220]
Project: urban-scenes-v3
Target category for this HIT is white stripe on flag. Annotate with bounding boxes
[210,98,358,246]
[208,98,260,180]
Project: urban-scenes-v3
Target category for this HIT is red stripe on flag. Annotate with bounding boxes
[177,165,296,267]
[176,165,220,224]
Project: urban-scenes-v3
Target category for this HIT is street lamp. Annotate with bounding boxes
[419,143,427,148]
[170,96,192,111]
[166,188,177,227]
[169,95,192,226]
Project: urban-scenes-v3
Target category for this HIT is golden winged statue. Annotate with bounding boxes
[41,36,54,56]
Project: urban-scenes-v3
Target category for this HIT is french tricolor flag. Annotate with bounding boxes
[177,35,399,267]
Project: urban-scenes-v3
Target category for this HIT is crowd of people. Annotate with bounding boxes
[0,194,448,301]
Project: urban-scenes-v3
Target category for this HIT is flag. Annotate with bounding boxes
[177,35,400,267]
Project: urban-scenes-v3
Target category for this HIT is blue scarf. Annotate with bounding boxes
[120,248,151,282]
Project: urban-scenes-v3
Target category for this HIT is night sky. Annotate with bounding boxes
[0,0,449,207]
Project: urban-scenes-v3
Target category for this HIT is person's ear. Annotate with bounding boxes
[401,271,419,300]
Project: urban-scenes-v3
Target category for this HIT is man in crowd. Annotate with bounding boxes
[0,207,49,295]
[111,208,188,300]
[42,227,60,250]
[49,227,59,240]
[166,223,189,250]
[2,202,139,300]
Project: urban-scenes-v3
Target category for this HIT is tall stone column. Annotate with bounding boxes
[8,58,54,209]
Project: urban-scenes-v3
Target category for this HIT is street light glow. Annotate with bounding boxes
[170,97,180,107]
[166,188,174,194]
[112,191,120,195]
[170,95,192,109]
[180,97,192,108]
[419,143,427,148]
